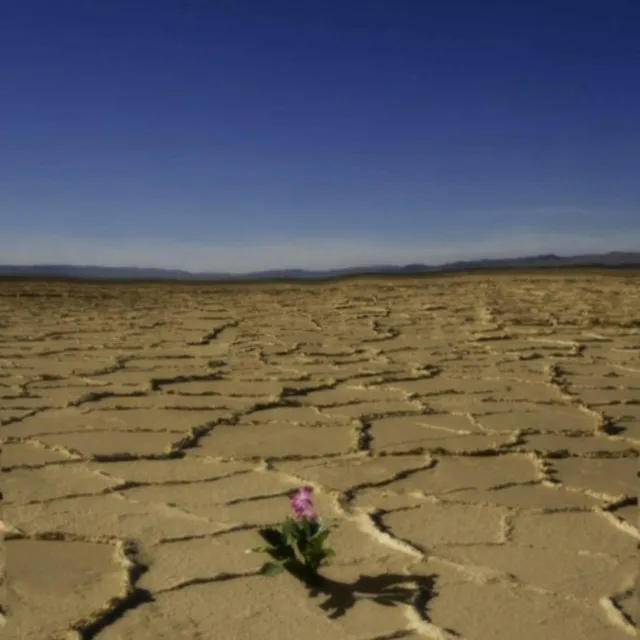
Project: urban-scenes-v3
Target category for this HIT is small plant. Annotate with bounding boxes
[252,486,336,585]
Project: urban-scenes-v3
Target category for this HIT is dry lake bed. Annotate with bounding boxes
[1,272,639,639]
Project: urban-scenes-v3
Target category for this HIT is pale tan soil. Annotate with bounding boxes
[1,273,638,639]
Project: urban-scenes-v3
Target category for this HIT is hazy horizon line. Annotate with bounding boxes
[2,228,639,274]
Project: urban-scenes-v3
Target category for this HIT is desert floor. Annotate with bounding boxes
[1,273,639,640]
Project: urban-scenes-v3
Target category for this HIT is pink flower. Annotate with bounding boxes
[289,486,316,521]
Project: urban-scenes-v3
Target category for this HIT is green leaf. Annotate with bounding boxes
[323,547,336,560]
[257,515,335,574]
[281,518,299,545]
[259,561,286,577]
[312,528,331,544]
[308,518,320,537]
[302,518,314,538]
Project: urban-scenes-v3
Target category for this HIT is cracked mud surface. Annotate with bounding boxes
[1,273,639,639]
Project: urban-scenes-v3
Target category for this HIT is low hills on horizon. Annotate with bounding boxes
[1,251,639,282]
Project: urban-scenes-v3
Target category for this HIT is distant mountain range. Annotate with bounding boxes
[1,252,639,281]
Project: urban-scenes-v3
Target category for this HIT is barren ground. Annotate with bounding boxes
[1,273,638,639]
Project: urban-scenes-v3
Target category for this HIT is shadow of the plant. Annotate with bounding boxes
[256,527,438,620]
[304,571,438,620]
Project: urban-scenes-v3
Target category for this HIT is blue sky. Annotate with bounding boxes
[1,0,639,272]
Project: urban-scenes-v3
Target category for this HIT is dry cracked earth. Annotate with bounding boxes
[0,273,639,640]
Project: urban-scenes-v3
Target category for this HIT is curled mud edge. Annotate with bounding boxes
[352,509,424,559]
[67,539,151,640]
[599,596,639,638]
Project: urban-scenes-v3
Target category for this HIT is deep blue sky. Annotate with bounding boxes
[1,0,639,271]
